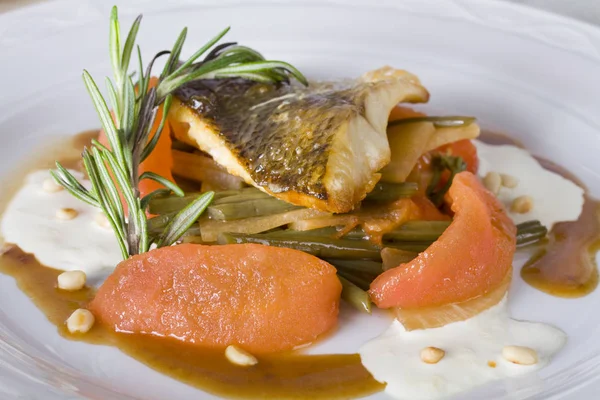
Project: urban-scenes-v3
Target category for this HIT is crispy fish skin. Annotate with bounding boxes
[170,67,429,213]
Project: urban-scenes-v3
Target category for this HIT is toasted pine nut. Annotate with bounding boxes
[94,213,111,229]
[56,208,78,220]
[483,172,501,195]
[502,345,538,365]
[225,345,258,367]
[487,360,497,368]
[420,346,445,364]
[511,195,534,214]
[500,174,519,188]
[42,178,63,193]
[57,270,86,291]
[66,309,95,334]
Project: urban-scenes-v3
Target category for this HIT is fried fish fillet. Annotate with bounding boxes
[169,67,429,213]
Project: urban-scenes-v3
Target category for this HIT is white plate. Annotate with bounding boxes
[1,0,600,399]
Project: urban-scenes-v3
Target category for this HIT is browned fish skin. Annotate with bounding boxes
[171,67,429,213]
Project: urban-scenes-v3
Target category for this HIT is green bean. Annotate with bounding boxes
[147,212,175,234]
[212,187,264,199]
[516,220,548,247]
[282,221,448,242]
[212,192,272,205]
[325,259,383,276]
[516,220,543,231]
[388,116,476,128]
[148,187,265,215]
[218,232,380,259]
[338,275,372,314]
[181,235,212,245]
[365,182,419,203]
[384,221,451,241]
[218,233,429,260]
[148,193,202,215]
[337,270,373,291]
[182,225,201,237]
[266,227,341,237]
[381,247,419,271]
[208,198,301,221]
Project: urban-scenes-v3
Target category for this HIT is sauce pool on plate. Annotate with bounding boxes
[0,130,599,400]
[0,245,383,400]
[479,132,600,297]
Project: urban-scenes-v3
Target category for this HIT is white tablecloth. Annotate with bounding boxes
[1,0,600,25]
[508,0,600,25]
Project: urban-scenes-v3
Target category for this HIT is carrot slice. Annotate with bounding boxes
[98,77,175,206]
[368,172,516,309]
[89,243,341,354]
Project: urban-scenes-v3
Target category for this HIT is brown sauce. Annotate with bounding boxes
[0,245,382,400]
[520,197,600,297]
[481,131,600,297]
[0,133,382,399]
[2,127,599,398]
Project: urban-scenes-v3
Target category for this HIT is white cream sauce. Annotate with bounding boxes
[0,170,122,277]
[359,298,566,400]
[474,140,584,228]
[359,142,577,398]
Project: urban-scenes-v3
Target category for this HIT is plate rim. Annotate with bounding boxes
[1,1,600,400]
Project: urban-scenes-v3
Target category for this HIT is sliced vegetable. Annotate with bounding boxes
[212,191,272,205]
[325,259,383,276]
[395,270,512,330]
[381,247,418,271]
[288,215,359,232]
[515,220,548,246]
[426,154,466,207]
[207,197,301,220]
[199,208,328,242]
[338,275,371,314]
[284,219,545,247]
[364,182,419,203]
[384,220,450,242]
[148,187,266,215]
[382,106,480,184]
[89,243,341,354]
[171,149,244,190]
[218,233,430,260]
[380,121,436,183]
[388,116,476,128]
[156,192,214,247]
[369,171,517,309]
[218,233,382,260]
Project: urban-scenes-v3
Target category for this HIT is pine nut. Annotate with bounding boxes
[500,174,519,188]
[225,345,258,367]
[502,345,538,365]
[487,360,497,368]
[66,309,95,334]
[94,213,111,229]
[57,270,86,291]
[56,208,78,220]
[483,172,501,195]
[511,195,534,214]
[420,346,445,364]
[42,178,63,193]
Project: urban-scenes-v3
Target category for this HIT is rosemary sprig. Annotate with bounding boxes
[426,155,467,207]
[51,6,307,259]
